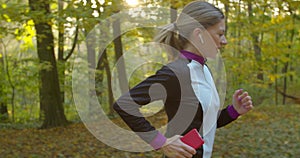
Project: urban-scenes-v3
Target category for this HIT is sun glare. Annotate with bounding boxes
[126,0,139,7]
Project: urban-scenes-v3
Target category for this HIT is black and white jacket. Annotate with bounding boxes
[113,50,239,158]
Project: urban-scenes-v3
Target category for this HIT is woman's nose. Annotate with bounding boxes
[221,36,227,45]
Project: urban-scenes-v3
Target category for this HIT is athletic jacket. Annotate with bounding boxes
[113,50,240,158]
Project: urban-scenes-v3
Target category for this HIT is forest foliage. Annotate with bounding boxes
[0,0,299,156]
[0,0,299,125]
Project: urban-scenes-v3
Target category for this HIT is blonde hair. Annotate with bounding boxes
[155,1,224,56]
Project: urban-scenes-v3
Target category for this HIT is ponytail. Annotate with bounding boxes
[154,23,185,59]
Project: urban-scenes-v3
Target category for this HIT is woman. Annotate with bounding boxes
[113,1,253,158]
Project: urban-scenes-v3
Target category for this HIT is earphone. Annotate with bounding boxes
[198,34,204,44]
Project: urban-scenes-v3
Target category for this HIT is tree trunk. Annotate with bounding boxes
[58,0,65,104]
[282,30,295,105]
[0,51,8,120]
[96,49,114,115]
[248,1,263,81]
[104,51,114,114]
[282,59,289,105]
[86,31,97,116]
[282,7,296,105]
[96,50,105,104]
[274,32,279,106]
[113,18,128,94]
[1,38,16,122]
[231,0,241,87]
[29,0,68,128]
[96,20,114,115]
[223,0,229,37]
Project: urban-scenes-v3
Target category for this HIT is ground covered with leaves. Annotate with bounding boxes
[0,104,299,158]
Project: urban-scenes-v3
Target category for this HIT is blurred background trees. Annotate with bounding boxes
[0,0,299,127]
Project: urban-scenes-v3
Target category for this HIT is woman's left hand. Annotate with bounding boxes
[232,89,253,115]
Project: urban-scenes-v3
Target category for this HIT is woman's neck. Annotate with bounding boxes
[183,45,203,57]
[180,50,207,65]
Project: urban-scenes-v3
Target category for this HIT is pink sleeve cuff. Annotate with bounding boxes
[227,105,240,119]
[149,132,167,150]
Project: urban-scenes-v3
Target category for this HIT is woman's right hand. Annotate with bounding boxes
[161,135,196,158]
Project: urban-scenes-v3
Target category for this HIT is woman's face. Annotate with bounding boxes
[207,19,227,49]
[188,19,228,58]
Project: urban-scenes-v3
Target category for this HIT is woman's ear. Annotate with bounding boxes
[191,27,218,58]
[191,28,203,42]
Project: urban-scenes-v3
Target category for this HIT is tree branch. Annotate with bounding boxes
[64,24,79,61]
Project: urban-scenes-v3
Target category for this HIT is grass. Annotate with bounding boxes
[213,104,300,158]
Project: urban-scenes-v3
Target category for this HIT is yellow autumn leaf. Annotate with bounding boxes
[3,14,11,22]
[14,29,22,41]
[268,74,276,83]
[1,3,7,9]
[27,19,34,26]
